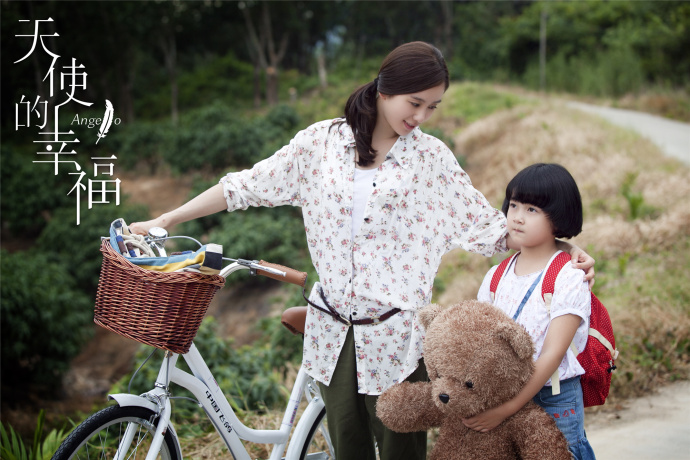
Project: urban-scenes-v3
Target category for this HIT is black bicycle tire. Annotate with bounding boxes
[51,405,181,460]
[297,406,332,460]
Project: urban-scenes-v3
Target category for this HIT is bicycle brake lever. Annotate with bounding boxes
[236,259,287,277]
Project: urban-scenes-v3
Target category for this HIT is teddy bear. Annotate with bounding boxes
[376,300,572,460]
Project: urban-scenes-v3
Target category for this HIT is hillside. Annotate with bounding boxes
[437,96,690,403]
[68,89,690,413]
[9,85,688,457]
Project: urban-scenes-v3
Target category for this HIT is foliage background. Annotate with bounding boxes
[1,0,689,449]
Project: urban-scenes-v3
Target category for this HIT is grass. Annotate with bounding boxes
[202,83,690,456]
[23,81,688,458]
[591,238,690,400]
[490,82,690,123]
[435,89,690,412]
[610,87,690,123]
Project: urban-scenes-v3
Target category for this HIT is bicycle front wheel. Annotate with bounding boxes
[52,405,181,460]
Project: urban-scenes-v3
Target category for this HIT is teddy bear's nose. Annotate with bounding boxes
[438,393,450,404]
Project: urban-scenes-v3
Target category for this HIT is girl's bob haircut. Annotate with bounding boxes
[501,163,583,239]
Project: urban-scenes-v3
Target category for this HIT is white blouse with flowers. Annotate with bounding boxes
[220,119,507,394]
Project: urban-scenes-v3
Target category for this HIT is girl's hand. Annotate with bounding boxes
[462,404,512,433]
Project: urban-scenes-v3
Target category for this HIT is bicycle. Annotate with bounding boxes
[52,224,334,460]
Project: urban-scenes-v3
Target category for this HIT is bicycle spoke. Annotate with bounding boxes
[52,407,177,460]
[129,424,147,460]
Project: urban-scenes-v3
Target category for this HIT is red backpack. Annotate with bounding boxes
[490,251,618,407]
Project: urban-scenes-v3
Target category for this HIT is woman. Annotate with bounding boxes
[131,41,594,460]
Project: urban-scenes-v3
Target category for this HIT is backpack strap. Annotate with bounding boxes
[540,251,573,396]
[541,251,572,314]
[489,252,520,303]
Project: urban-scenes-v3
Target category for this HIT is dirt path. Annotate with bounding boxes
[585,381,690,460]
[565,103,690,459]
[566,101,690,165]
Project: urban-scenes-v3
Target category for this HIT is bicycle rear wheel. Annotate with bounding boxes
[297,407,334,460]
[52,405,181,460]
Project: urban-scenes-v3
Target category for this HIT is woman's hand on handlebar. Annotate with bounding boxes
[129,218,164,236]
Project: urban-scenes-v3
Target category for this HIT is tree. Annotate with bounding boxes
[499,1,690,87]
[240,1,289,106]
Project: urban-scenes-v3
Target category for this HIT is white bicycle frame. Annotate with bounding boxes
[108,261,331,460]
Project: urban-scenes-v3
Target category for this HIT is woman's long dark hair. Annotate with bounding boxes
[342,41,449,167]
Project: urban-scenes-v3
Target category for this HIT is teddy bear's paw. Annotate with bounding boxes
[376,381,441,432]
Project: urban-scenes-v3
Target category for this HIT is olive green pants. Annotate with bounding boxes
[318,328,428,460]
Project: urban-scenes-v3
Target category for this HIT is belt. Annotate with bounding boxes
[303,285,401,326]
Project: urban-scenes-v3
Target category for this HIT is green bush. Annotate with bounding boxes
[161,103,301,174]
[1,250,94,388]
[107,121,173,172]
[177,53,255,110]
[264,103,301,132]
[525,46,645,97]
[0,146,74,238]
[256,315,306,367]
[36,202,150,294]
[207,205,310,272]
[164,103,254,171]
[175,177,227,239]
[134,53,256,119]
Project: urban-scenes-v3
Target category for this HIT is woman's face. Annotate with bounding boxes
[376,83,446,138]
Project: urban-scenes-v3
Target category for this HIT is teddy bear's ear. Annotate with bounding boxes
[419,303,444,330]
[496,322,534,361]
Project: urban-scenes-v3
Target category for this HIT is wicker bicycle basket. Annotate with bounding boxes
[94,239,225,354]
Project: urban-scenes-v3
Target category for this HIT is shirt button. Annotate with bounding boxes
[352,311,357,316]
[364,217,371,223]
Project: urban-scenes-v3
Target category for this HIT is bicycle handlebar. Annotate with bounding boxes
[257,260,308,287]
[135,225,308,287]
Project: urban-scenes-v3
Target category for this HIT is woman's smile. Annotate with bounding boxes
[403,120,416,131]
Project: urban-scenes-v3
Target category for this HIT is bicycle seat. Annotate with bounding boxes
[281,306,307,335]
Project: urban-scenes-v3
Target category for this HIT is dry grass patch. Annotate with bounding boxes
[436,100,690,403]
[167,89,687,455]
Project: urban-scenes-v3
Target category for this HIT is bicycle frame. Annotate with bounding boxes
[108,262,329,460]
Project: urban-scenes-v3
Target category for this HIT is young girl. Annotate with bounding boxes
[131,44,594,460]
[465,163,596,460]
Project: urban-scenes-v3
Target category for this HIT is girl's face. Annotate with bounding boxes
[506,200,555,249]
[376,83,446,138]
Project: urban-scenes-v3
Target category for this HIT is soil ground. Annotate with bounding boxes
[565,100,690,460]
[4,97,688,457]
[585,380,690,460]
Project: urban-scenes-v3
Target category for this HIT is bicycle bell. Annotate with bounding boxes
[148,226,168,246]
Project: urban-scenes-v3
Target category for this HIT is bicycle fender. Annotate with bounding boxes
[108,393,160,413]
[108,394,183,460]
[284,398,326,459]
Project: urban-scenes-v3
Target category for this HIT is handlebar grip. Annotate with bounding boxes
[257,260,308,287]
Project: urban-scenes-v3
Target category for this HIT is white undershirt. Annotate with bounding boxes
[352,168,377,239]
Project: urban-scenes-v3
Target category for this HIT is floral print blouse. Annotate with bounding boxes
[220,119,507,394]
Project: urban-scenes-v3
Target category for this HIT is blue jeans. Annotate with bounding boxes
[533,376,596,460]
